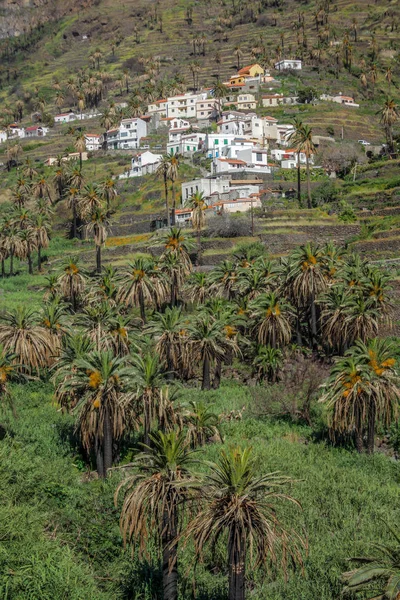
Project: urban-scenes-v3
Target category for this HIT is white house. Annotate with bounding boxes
[275,59,302,70]
[54,112,77,123]
[262,94,298,108]
[237,93,257,111]
[8,124,25,139]
[271,148,309,168]
[106,118,147,150]
[320,93,359,107]
[196,98,218,120]
[85,133,101,151]
[24,125,48,138]
[167,132,206,156]
[205,133,237,158]
[119,151,163,178]
[147,99,168,117]
[0,130,7,144]
[181,178,231,202]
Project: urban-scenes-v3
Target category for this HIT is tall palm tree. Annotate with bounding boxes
[29,214,51,272]
[78,183,102,221]
[3,225,23,276]
[377,99,399,156]
[250,292,293,348]
[182,447,304,600]
[186,191,207,256]
[58,257,86,312]
[74,132,86,171]
[351,338,399,454]
[54,350,135,477]
[85,207,110,273]
[130,352,166,446]
[342,522,400,599]
[296,124,315,209]
[187,314,234,390]
[156,155,171,226]
[118,257,159,322]
[287,243,327,348]
[32,176,52,204]
[116,430,196,600]
[17,228,37,275]
[66,186,80,240]
[167,154,180,227]
[98,176,117,211]
[146,307,185,378]
[0,306,53,375]
[287,116,304,204]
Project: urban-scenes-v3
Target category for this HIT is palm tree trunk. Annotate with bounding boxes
[196,229,202,265]
[228,529,245,600]
[310,291,317,350]
[139,287,146,323]
[96,244,101,274]
[162,499,178,600]
[202,354,211,390]
[212,358,222,389]
[296,310,302,345]
[95,437,105,478]
[27,251,33,275]
[171,182,176,226]
[297,153,301,204]
[72,204,77,239]
[164,173,169,226]
[1,259,4,278]
[103,406,113,475]
[9,249,14,276]
[367,398,376,455]
[143,394,151,447]
[306,156,312,209]
[38,245,42,272]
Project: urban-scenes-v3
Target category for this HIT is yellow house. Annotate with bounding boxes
[238,63,264,78]
[229,74,246,86]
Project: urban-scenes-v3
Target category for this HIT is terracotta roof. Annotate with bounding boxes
[26,126,39,131]
[238,64,258,75]
[85,133,100,138]
[218,158,247,165]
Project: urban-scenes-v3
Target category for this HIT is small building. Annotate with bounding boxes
[107,118,148,150]
[237,93,257,111]
[121,150,163,178]
[24,125,48,138]
[274,59,302,71]
[320,93,359,107]
[213,196,262,214]
[167,132,206,156]
[54,112,77,123]
[85,133,101,151]
[262,94,298,108]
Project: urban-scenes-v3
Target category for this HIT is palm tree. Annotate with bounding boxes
[234,45,243,70]
[320,284,352,355]
[78,183,102,221]
[294,124,315,209]
[342,522,400,599]
[29,214,51,272]
[40,298,69,362]
[74,132,86,171]
[156,155,171,225]
[116,430,195,600]
[98,176,117,211]
[186,191,207,257]
[146,307,184,378]
[85,207,110,274]
[58,257,86,312]
[158,228,194,306]
[187,314,233,390]
[17,228,37,275]
[66,186,80,240]
[183,399,222,447]
[209,260,239,300]
[344,295,380,346]
[117,257,158,322]
[377,99,399,156]
[130,352,166,446]
[287,243,327,348]
[182,446,304,600]
[54,350,135,477]
[167,154,180,227]
[32,176,52,204]
[185,271,210,305]
[250,292,293,348]
[3,225,23,276]
[0,306,53,375]
[287,116,304,204]
[351,338,399,454]
[213,81,229,118]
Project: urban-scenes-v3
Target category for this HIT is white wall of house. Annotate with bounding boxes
[275,59,302,70]
[214,197,262,213]
[237,93,257,110]
[107,118,147,150]
[85,134,101,151]
[181,178,231,202]
[205,133,237,158]
[54,112,77,123]
[262,95,298,107]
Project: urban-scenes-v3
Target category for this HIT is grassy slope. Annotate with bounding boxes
[1,380,399,599]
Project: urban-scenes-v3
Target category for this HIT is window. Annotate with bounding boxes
[201,112,204,116]
[214,139,219,145]
[120,132,127,137]
[224,139,228,145]
[187,146,190,151]
[256,153,263,162]
[126,124,131,129]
